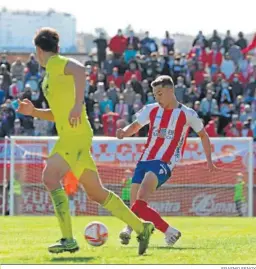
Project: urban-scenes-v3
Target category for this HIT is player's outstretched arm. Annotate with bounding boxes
[116,104,151,139]
[197,128,217,172]
[188,109,217,172]
[116,121,142,139]
[32,108,55,122]
[17,99,55,122]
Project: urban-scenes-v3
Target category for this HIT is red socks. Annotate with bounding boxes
[131,199,169,233]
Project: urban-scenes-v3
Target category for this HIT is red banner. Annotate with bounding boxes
[6,186,246,217]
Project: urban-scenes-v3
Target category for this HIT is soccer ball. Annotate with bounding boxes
[84,221,108,246]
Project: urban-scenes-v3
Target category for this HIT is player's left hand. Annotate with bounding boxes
[208,162,218,172]
[69,104,82,128]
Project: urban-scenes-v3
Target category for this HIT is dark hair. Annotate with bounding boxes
[151,75,174,89]
[34,27,59,53]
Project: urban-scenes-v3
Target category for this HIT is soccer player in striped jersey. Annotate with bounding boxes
[116,75,217,246]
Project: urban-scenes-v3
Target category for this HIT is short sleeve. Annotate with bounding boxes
[46,55,68,75]
[187,108,204,133]
[135,105,152,127]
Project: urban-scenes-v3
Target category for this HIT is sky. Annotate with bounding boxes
[0,0,256,37]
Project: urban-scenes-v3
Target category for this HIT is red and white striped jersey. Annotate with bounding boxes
[136,103,204,170]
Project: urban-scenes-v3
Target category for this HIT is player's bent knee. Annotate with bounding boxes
[142,172,158,189]
[80,169,109,204]
[86,186,109,205]
[86,193,101,204]
[42,154,70,190]
[144,172,158,181]
[42,167,61,190]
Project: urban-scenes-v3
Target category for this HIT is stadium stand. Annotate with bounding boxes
[0,30,255,139]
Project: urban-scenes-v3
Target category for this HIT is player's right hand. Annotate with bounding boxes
[17,99,35,116]
[116,128,126,139]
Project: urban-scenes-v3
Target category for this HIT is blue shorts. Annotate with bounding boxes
[132,160,171,188]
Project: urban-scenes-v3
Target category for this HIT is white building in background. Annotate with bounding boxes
[0,8,77,52]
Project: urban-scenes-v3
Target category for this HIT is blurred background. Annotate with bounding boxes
[0,0,255,139]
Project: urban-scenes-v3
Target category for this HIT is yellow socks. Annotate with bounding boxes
[103,191,143,234]
[50,188,73,239]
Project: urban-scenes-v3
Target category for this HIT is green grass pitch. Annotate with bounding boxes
[1,216,256,264]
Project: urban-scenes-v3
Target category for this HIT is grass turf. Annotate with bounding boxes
[1,216,256,264]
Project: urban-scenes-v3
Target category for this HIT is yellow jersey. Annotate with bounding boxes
[42,54,92,137]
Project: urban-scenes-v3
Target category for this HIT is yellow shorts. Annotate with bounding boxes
[49,134,97,179]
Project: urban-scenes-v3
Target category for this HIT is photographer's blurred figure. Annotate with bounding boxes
[121,169,133,208]
[234,173,245,217]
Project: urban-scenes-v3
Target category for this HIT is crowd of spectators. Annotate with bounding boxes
[0,53,54,137]
[0,29,256,138]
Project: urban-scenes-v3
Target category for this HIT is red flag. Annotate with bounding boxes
[242,34,256,54]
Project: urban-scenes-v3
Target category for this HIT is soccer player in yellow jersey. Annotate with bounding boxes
[17,27,154,255]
